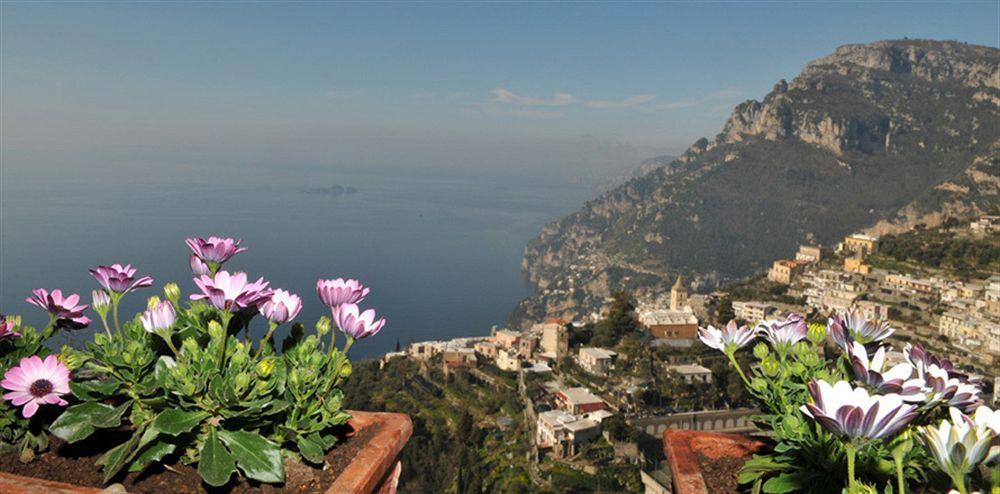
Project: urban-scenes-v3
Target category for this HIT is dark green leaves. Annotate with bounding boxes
[199,428,236,487]
[296,433,325,464]
[217,429,285,483]
[69,380,120,401]
[153,409,209,436]
[49,401,130,443]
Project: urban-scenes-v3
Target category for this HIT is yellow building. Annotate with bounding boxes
[843,257,871,274]
[767,260,801,284]
[842,234,879,257]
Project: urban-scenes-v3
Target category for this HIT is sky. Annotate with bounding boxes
[2,1,998,180]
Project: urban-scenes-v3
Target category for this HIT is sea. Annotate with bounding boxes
[0,162,592,359]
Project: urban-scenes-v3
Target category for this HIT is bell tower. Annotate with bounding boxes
[670,275,688,311]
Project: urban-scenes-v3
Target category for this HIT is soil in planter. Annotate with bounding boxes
[0,423,380,493]
[695,451,750,494]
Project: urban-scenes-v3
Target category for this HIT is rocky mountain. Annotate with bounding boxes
[513,39,1000,327]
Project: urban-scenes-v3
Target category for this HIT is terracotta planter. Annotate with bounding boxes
[662,429,766,494]
[0,411,412,494]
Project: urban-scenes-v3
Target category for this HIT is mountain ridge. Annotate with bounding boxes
[513,39,1000,327]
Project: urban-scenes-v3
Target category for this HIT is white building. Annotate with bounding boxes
[665,364,713,384]
[578,347,617,375]
[536,410,602,458]
[496,348,522,372]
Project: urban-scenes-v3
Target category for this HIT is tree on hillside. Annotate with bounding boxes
[590,290,640,347]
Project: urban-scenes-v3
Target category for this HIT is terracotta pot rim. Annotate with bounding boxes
[662,428,766,494]
[0,410,413,494]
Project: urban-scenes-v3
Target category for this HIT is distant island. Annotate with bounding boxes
[305,184,359,197]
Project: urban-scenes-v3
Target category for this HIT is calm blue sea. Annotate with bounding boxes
[0,163,591,359]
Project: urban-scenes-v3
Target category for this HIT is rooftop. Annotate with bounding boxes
[639,309,697,325]
[558,387,605,405]
[666,364,712,375]
[579,347,617,359]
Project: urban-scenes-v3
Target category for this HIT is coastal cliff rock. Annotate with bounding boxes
[514,39,1000,327]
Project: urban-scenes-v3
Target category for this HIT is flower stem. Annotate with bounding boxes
[41,314,57,340]
[328,326,338,357]
[111,294,122,333]
[254,322,279,359]
[727,353,751,387]
[99,313,112,338]
[218,312,233,368]
[894,455,906,494]
[159,330,180,356]
[845,443,857,493]
[950,474,968,494]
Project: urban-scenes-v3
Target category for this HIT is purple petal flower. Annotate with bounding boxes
[140,300,176,333]
[88,264,154,295]
[1,355,70,418]
[848,342,914,395]
[755,313,808,347]
[0,314,20,340]
[904,343,970,383]
[317,278,370,307]
[333,303,385,340]
[698,320,755,354]
[190,255,211,277]
[186,236,247,264]
[828,309,894,350]
[25,289,91,329]
[190,271,272,312]
[258,289,302,325]
[801,380,918,441]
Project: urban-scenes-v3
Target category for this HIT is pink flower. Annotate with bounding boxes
[333,303,385,340]
[0,314,20,340]
[699,321,755,354]
[258,289,302,325]
[88,264,154,295]
[140,300,176,333]
[2,355,70,418]
[25,289,91,329]
[186,236,247,264]
[317,278,370,308]
[191,271,271,312]
[190,255,211,277]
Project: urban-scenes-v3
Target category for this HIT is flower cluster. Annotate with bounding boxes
[1,236,387,486]
[699,309,998,493]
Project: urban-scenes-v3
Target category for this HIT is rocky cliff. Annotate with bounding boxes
[513,39,1000,327]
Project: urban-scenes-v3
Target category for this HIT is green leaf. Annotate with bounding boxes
[99,428,144,483]
[153,409,209,436]
[762,472,813,493]
[296,433,325,464]
[49,402,119,443]
[91,400,131,428]
[69,379,120,400]
[199,428,235,487]
[128,440,176,473]
[217,429,285,483]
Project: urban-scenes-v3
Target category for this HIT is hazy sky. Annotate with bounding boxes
[2,2,997,178]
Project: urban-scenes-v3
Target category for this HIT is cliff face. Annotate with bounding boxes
[514,40,1000,327]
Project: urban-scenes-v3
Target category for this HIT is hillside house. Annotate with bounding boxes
[578,347,617,375]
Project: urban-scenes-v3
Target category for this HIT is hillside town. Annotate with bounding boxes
[372,216,999,493]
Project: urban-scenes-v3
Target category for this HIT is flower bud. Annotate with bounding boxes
[208,320,225,342]
[339,360,352,378]
[761,356,780,377]
[234,372,250,390]
[807,323,826,344]
[163,283,181,304]
[289,369,302,388]
[256,358,275,378]
[316,316,331,336]
[58,346,88,370]
[752,342,769,360]
[146,296,162,310]
[92,290,111,316]
[6,314,21,330]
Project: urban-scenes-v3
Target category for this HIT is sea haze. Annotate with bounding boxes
[0,163,592,359]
